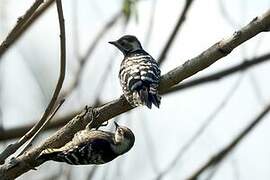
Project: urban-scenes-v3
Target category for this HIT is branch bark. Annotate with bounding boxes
[0,8,270,180]
[1,51,270,141]
[165,52,270,94]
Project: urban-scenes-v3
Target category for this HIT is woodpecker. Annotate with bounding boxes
[109,35,161,109]
[37,122,135,165]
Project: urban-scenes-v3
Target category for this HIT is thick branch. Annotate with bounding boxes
[165,52,270,94]
[1,51,270,141]
[0,8,270,180]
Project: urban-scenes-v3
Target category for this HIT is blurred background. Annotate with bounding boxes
[1,0,270,179]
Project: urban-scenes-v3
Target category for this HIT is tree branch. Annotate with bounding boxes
[156,75,243,180]
[0,8,270,179]
[0,0,55,59]
[186,103,270,180]
[0,112,77,141]
[1,51,270,141]
[0,0,66,165]
[165,52,270,94]
[60,11,122,98]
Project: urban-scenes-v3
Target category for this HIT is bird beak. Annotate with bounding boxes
[114,121,119,129]
[108,41,117,45]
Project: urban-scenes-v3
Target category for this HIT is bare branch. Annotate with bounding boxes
[1,51,270,141]
[0,112,77,141]
[60,11,122,98]
[0,0,44,58]
[0,9,270,179]
[158,0,196,65]
[0,0,56,59]
[0,0,66,165]
[186,103,270,180]
[165,52,270,94]
[17,99,65,156]
[143,0,157,48]
[156,75,243,180]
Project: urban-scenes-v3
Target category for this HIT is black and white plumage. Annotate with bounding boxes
[109,35,161,109]
[37,122,135,165]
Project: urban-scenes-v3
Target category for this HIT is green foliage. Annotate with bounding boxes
[122,0,139,24]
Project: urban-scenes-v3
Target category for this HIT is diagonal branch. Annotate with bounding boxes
[165,52,270,94]
[0,8,270,179]
[0,0,43,58]
[186,103,270,180]
[155,75,243,180]
[17,99,65,157]
[1,51,270,141]
[0,0,56,59]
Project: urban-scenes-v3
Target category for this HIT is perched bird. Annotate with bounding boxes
[37,122,135,165]
[109,35,161,109]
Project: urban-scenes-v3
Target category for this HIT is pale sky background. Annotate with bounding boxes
[1,0,270,180]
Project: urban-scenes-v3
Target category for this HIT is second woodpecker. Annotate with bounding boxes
[37,122,135,165]
[109,35,161,109]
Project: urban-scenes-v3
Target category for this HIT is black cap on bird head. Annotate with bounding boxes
[109,35,143,55]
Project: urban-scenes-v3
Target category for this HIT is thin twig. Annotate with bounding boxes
[92,52,118,104]
[0,112,76,141]
[143,0,157,48]
[60,11,122,98]
[186,103,270,180]
[158,0,196,65]
[0,0,46,58]
[219,0,239,28]
[0,0,66,165]
[17,99,65,156]
[156,75,243,180]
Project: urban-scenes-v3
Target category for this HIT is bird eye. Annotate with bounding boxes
[118,129,124,135]
[120,41,125,46]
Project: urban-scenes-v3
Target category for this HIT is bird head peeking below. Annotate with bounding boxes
[109,35,143,56]
[113,121,135,155]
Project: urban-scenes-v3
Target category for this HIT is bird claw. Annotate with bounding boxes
[7,157,19,170]
[95,121,108,130]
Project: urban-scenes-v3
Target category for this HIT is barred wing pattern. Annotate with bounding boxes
[37,130,117,165]
[119,50,161,108]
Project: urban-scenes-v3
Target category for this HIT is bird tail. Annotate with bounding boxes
[139,85,161,109]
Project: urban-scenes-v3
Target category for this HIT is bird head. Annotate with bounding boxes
[113,121,135,154]
[109,35,143,55]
